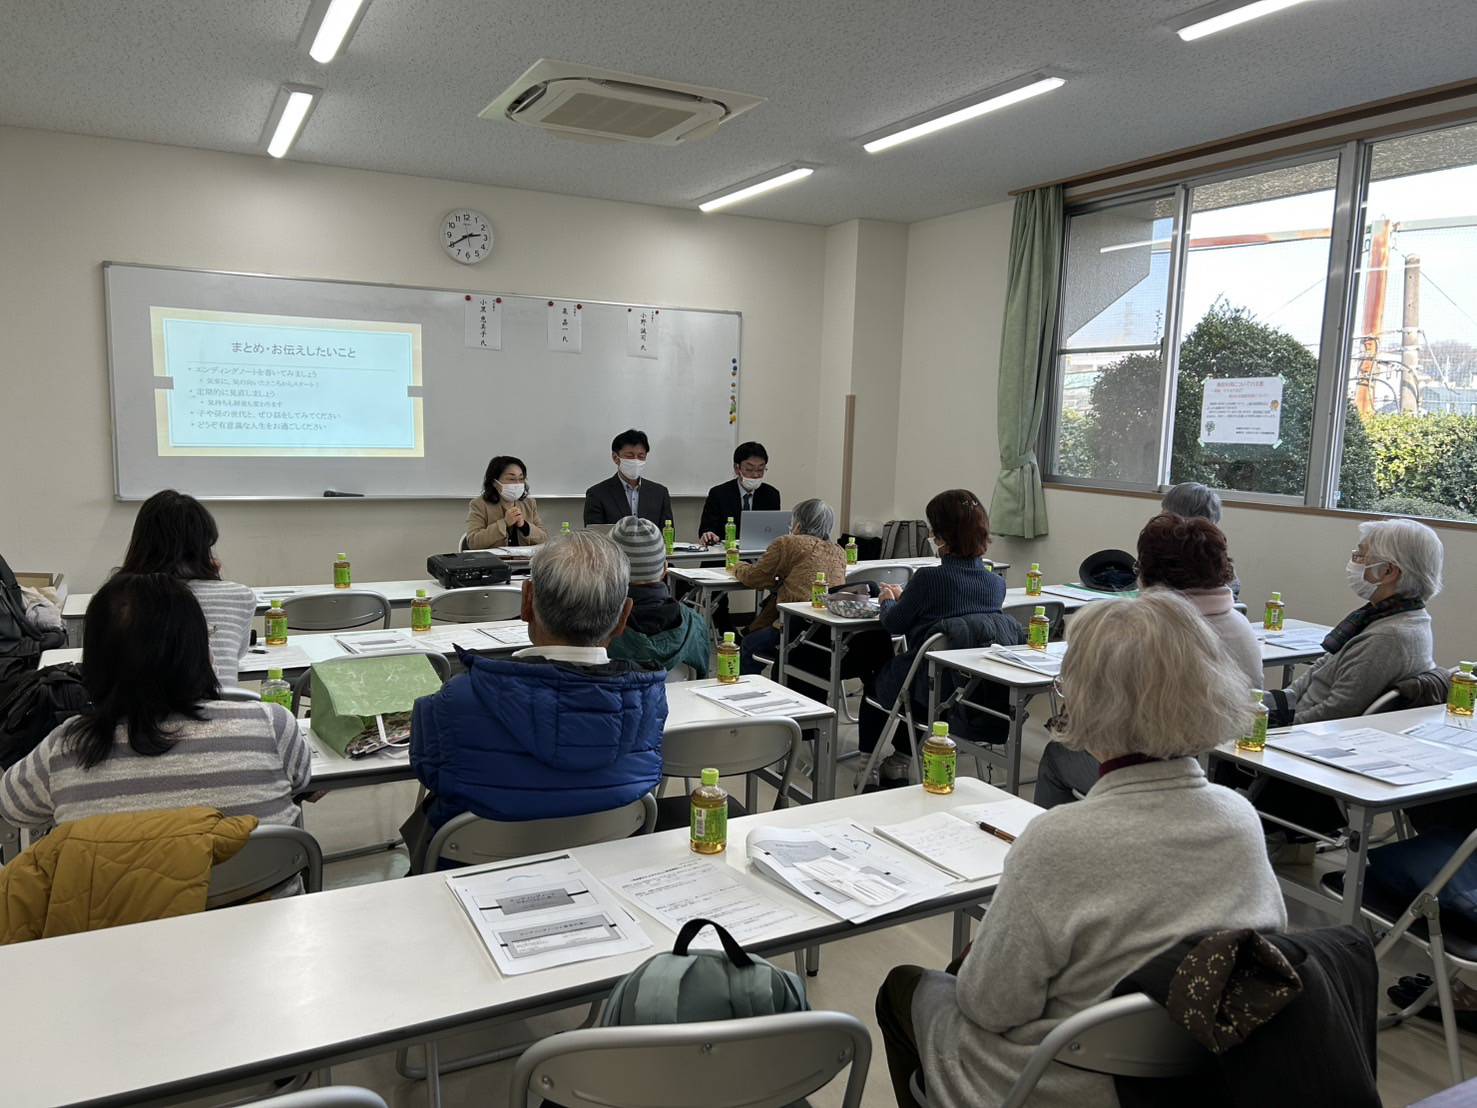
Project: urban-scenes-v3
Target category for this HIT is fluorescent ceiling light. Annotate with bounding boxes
[303,0,370,63]
[266,85,320,158]
[862,75,1065,154]
[699,166,814,213]
[1176,0,1313,42]
[1100,237,1173,253]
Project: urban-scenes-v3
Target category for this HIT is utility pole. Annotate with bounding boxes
[1356,219,1392,416]
[1401,253,1421,413]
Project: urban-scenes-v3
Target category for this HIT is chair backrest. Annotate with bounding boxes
[281,590,393,632]
[261,1087,389,1108]
[1362,689,1401,716]
[219,686,262,702]
[415,793,657,874]
[661,717,803,798]
[430,586,524,624]
[666,662,696,683]
[509,1011,872,1108]
[999,993,1206,1108]
[206,825,323,907]
[290,648,451,714]
[1002,600,1065,639]
[846,565,913,588]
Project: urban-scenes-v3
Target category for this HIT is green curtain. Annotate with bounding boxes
[989,185,1064,539]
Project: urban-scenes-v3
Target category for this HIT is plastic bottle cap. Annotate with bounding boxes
[723,632,736,644]
[415,588,427,597]
[268,668,283,680]
[1253,688,1265,703]
[700,768,719,786]
[931,721,949,737]
[816,572,826,581]
[1030,563,1040,572]
[1033,606,1046,617]
[1270,592,1281,601]
[1462,661,1475,672]
[665,519,672,526]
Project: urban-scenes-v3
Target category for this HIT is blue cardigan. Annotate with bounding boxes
[880,556,1007,639]
[411,649,667,828]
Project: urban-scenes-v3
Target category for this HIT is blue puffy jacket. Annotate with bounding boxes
[411,649,668,829]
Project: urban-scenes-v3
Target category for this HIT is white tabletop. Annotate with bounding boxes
[1214,704,1477,808]
[0,779,1012,1107]
[61,578,527,619]
[305,674,836,787]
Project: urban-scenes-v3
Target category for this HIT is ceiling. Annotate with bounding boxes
[2,0,1474,226]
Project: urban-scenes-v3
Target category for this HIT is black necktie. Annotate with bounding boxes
[742,492,753,512]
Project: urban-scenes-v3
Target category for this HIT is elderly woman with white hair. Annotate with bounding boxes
[733,497,847,674]
[1268,517,1442,726]
[876,591,1285,1108]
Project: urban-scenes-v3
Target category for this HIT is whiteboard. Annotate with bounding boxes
[104,263,741,500]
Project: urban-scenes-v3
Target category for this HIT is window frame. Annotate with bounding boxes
[1040,116,1477,522]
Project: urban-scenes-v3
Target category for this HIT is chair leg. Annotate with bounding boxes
[1429,916,1465,1086]
[425,1039,442,1108]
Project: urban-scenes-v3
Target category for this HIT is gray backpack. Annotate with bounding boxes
[600,918,808,1025]
[880,520,932,560]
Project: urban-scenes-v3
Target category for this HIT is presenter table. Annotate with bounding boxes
[1210,705,1477,925]
[0,780,1015,1108]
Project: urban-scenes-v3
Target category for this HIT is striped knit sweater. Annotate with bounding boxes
[880,556,1006,639]
[0,700,311,831]
[187,579,258,689]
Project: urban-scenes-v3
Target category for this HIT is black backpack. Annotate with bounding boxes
[0,663,89,770]
[0,554,67,689]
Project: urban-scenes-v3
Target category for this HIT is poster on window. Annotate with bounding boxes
[1199,376,1284,447]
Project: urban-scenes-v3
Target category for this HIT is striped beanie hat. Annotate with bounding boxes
[610,516,667,583]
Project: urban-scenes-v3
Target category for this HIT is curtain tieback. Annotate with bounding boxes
[1005,453,1038,470]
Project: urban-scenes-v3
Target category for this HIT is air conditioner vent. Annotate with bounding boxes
[481,60,763,146]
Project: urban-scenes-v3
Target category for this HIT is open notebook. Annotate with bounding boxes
[872,797,1043,882]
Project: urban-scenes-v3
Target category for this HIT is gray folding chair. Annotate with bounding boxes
[401,793,659,1101]
[908,993,1204,1108]
[853,631,946,791]
[282,590,392,632]
[290,649,451,716]
[845,565,913,588]
[430,586,523,624]
[219,686,262,702]
[262,1087,388,1108]
[206,825,323,907]
[1320,823,1477,1084]
[510,1010,872,1108]
[655,717,804,827]
[1002,600,1066,640]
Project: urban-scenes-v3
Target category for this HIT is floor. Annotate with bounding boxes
[246,707,1466,1106]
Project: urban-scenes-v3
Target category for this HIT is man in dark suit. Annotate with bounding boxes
[699,441,781,545]
[583,428,675,527]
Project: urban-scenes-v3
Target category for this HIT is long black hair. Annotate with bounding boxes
[481,455,529,503]
[69,573,220,768]
[119,489,221,580]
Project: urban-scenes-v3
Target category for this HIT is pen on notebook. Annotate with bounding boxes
[976,821,1016,844]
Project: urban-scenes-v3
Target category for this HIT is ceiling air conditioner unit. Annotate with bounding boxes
[481,59,763,145]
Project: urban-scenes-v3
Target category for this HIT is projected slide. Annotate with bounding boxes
[149,307,424,457]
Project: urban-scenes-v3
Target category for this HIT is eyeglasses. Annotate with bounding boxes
[1052,675,1065,698]
[737,464,768,477]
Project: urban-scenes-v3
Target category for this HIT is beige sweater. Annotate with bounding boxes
[733,534,847,630]
[464,496,549,549]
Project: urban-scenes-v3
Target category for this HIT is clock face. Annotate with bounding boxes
[442,209,493,264]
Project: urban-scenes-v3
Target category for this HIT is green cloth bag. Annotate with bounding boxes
[310,653,443,756]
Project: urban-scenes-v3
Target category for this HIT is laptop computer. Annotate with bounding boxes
[739,510,792,555]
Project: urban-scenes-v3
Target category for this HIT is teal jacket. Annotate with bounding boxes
[609,583,712,678]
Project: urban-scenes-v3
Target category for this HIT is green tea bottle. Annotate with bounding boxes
[1237,690,1269,752]
[264,599,288,646]
[922,722,957,795]
[261,668,293,713]
[1028,605,1050,651]
[662,518,676,555]
[724,539,740,572]
[411,588,432,632]
[1449,661,1476,719]
[560,521,572,535]
[845,536,858,566]
[1264,591,1285,633]
[716,632,741,684]
[1025,563,1043,597]
[811,571,827,608]
[724,516,737,545]
[690,768,728,855]
[333,552,351,589]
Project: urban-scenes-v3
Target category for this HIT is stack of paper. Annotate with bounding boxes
[335,631,417,656]
[677,568,738,584]
[1257,627,1329,653]
[692,680,815,718]
[240,644,312,673]
[1403,719,1477,750]
[745,820,955,923]
[448,854,651,977]
[1041,585,1119,602]
[985,642,1067,678]
[873,798,1043,881]
[607,856,824,948]
[479,624,532,647]
[1268,726,1477,785]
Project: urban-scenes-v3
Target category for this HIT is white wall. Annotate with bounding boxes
[0,126,826,592]
[895,196,1477,666]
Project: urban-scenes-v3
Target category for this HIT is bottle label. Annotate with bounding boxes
[725,548,739,571]
[266,615,288,642]
[717,650,740,682]
[1450,679,1476,715]
[411,606,432,632]
[923,748,956,791]
[846,545,858,565]
[811,585,826,607]
[1028,620,1049,650]
[334,565,351,588]
[1026,574,1042,596]
[263,690,293,712]
[691,803,727,847]
[1264,605,1283,632]
[1239,713,1269,751]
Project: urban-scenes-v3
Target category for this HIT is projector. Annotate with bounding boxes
[427,551,513,589]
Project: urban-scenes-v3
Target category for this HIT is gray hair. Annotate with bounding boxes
[1057,589,1253,760]
[1358,518,1444,601]
[1161,482,1222,524]
[790,498,836,540]
[528,531,630,645]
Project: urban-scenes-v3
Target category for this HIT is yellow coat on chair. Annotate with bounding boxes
[0,806,257,943]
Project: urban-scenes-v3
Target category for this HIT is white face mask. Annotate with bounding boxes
[618,458,646,480]
[499,482,525,502]
[739,476,763,492]
[1345,558,1386,601]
